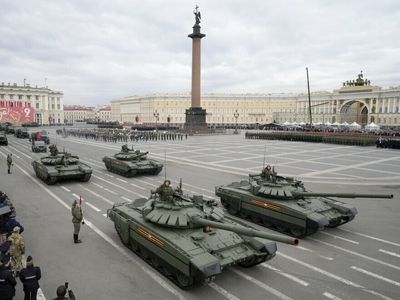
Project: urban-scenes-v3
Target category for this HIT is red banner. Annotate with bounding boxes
[0,107,35,123]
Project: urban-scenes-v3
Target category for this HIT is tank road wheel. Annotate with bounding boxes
[80,173,91,182]
[128,170,137,177]
[129,239,139,252]
[151,167,162,175]
[151,255,161,268]
[250,215,262,224]
[140,248,150,260]
[275,224,287,233]
[45,176,57,185]
[176,272,194,289]
[238,256,258,268]
[262,218,272,227]
[326,220,341,228]
[289,227,306,238]
[239,210,249,219]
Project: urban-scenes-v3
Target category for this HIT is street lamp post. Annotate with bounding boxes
[233,110,239,134]
[153,110,159,127]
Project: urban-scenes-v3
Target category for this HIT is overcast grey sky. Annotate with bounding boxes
[1,0,399,105]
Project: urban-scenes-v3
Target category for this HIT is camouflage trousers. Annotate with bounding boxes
[11,254,23,273]
[73,222,81,235]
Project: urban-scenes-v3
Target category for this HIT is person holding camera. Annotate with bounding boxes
[52,284,75,300]
[71,200,84,244]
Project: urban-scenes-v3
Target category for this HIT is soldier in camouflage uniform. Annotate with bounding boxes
[7,226,25,276]
[154,180,174,203]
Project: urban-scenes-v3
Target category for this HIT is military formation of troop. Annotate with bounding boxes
[56,128,188,143]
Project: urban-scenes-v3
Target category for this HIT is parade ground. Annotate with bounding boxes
[1,130,399,300]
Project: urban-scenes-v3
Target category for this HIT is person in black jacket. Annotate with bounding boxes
[0,256,16,300]
[19,256,41,300]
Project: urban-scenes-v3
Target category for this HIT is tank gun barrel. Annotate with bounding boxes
[292,192,393,199]
[191,216,298,245]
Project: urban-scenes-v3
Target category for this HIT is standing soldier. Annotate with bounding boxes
[19,255,41,300]
[7,226,25,276]
[6,153,13,174]
[71,200,83,243]
[0,256,17,300]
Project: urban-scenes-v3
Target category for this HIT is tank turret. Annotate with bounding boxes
[216,165,395,237]
[108,180,298,288]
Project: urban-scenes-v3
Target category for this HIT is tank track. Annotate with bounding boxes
[115,225,202,289]
[221,198,318,238]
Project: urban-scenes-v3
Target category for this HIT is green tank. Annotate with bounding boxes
[31,145,92,185]
[102,145,163,177]
[108,180,298,289]
[215,165,393,237]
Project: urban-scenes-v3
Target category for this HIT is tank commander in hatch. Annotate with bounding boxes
[261,165,273,181]
[121,144,129,153]
[154,180,174,202]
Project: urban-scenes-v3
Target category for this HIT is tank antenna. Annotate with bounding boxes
[262,144,266,170]
[164,149,167,181]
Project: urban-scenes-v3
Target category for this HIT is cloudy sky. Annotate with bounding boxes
[1,0,399,106]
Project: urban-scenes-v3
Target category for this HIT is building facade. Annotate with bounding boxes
[96,106,112,122]
[110,73,400,128]
[0,82,64,125]
[63,105,95,123]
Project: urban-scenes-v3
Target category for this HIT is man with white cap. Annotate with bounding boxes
[7,226,25,276]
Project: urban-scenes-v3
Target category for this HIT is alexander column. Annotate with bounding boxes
[185,5,208,133]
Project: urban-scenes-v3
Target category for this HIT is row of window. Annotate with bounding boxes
[0,101,31,108]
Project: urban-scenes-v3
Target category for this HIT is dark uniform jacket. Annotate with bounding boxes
[0,265,16,299]
[19,265,41,291]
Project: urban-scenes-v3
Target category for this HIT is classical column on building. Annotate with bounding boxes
[184,6,208,133]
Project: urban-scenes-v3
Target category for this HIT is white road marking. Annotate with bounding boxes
[92,182,104,189]
[9,157,186,300]
[339,228,400,247]
[351,266,400,287]
[102,213,107,217]
[105,173,114,178]
[60,186,71,192]
[85,202,101,212]
[8,145,32,159]
[262,264,309,286]
[79,185,114,205]
[231,269,293,300]
[93,175,147,198]
[71,193,80,199]
[121,196,133,202]
[208,282,241,300]
[296,246,333,260]
[323,292,342,300]
[116,178,128,183]
[130,182,146,190]
[379,249,400,258]
[104,188,118,195]
[319,231,360,245]
[278,252,392,300]
[310,237,400,271]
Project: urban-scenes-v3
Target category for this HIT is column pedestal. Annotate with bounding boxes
[184,107,208,134]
